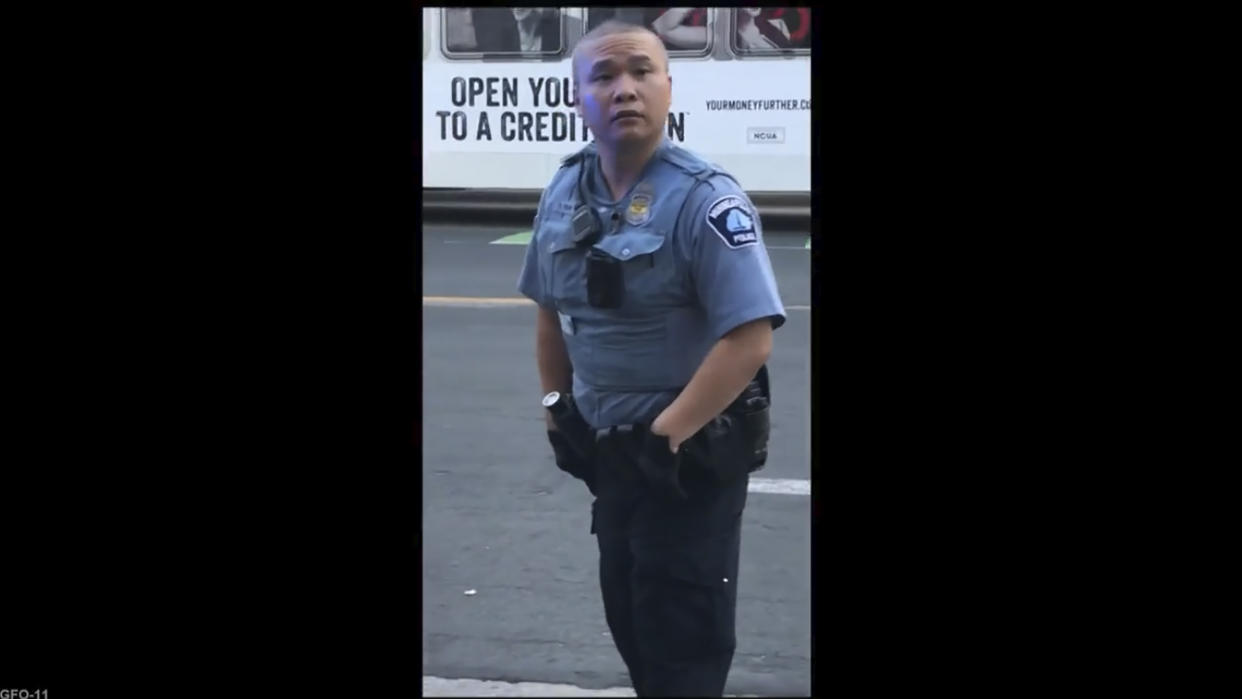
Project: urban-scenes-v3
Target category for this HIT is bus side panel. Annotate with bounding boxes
[421,9,810,192]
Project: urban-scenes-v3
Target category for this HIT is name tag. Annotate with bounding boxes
[558,311,576,336]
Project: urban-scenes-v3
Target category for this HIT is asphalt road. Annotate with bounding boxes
[421,223,812,696]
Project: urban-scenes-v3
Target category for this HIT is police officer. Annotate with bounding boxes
[517,20,786,697]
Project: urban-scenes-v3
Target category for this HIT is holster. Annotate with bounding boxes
[682,364,772,484]
[546,393,598,493]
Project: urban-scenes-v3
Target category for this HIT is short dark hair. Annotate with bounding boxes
[572,20,669,85]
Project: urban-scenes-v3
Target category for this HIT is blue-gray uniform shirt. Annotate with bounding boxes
[517,138,786,430]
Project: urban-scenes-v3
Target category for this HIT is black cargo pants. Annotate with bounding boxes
[590,439,749,697]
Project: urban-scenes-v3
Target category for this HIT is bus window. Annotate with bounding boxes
[585,7,712,58]
[442,7,566,58]
[731,7,811,56]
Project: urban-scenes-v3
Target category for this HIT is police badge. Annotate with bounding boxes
[626,183,654,226]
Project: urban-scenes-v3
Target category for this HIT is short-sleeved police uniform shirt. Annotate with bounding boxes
[518,138,785,429]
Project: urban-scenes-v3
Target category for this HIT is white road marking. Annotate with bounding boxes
[748,478,810,496]
[424,676,635,697]
[490,232,533,245]
[423,296,536,307]
[423,676,760,697]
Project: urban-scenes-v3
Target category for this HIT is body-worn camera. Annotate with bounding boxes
[586,248,624,309]
[571,205,600,246]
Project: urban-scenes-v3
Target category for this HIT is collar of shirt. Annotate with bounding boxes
[586,138,673,207]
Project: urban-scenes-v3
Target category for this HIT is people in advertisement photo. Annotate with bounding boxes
[735,7,810,52]
[444,7,564,54]
[588,7,711,53]
[649,8,710,51]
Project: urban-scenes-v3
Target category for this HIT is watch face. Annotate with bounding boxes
[542,391,561,408]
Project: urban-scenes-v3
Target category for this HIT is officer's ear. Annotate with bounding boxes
[573,79,583,118]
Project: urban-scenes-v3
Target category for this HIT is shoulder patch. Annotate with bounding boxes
[705,195,759,249]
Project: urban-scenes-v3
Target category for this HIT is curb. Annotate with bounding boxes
[423,189,810,230]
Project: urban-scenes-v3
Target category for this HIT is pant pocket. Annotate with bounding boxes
[631,540,737,659]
